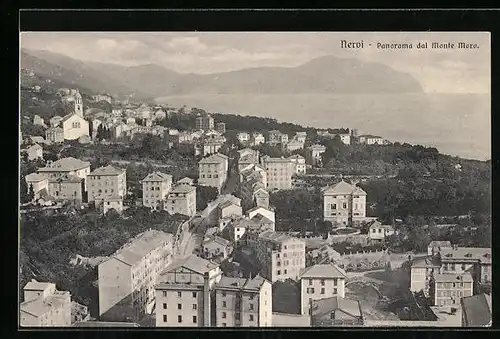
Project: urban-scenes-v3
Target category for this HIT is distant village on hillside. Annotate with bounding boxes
[19,68,491,328]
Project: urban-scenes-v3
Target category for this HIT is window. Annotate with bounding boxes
[193,304,197,310]
[249,304,254,310]
[277,270,281,275]
[343,203,347,209]
[451,264,456,271]
[333,278,338,286]
[249,295,255,300]
[461,264,466,271]
[178,304,182,310]
[235,313,241,320]
[307,288,315,294]
[378,229,382,233]
[163,303,167,309]
[222,301,227,307]
[321,279,325,286]
[249,315,254,321]
[330,312,335,320]
[222,312,227,319]
[372,229,377,233]
[331,203,337,210]
[222,323,227,327]
[193,316,197,324]
[333,288,338,294]
[178,292,182,298]
[192,292,197,298]
[309,279,313,286]
[163,291,167,297]
[178,315,182,323]
[354,203,358,210]
[321,288,325,294]
[452,283,456,288]
[163,315,167,322]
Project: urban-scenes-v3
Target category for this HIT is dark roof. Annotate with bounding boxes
[461,293,492,327]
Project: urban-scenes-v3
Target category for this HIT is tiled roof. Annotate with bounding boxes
[110,230,173,267]
[199,153,228,164]
[461,293,492,327]
[311,296,362,319]
[428,241,452,248]
[219,200,238,209]
[439,247,491,264]
[288,154,305,160]
[25,173,48,182]
[247,206,274,214]
[161,255,219,275]
[204,236,231,247]
[169,183,196,194]
[28,144,43,151]
[177,177,194,185]
[141,171,172,182]
[433,272,473,283]
[46,126,64,133]
[90,165,125,176]
[215,274,268,292]
[24,280,54,291]
[258,230,300,244]
[369,221,394,231]
[48,174,83,183]
[20,291,70,318]
[359,134,383,139]
[299,264,347,279]
[250,214,274,225]
[38,157,90,172]
[411,257,441,268]
[322,180,367,195]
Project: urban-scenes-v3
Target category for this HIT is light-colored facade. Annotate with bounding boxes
[359,135,385,145]
[410,257,441,296]
[215,122,226,134]
[251,132,265,146]
[196,115,215,131]
[247,206,275,223]
[45,127,65,143]
[165,183,196,217]
[96,195,124,214]
[368,221,395,241]
[47,175,83,201]
[98,230,174,322]
[198,153,229,192]
[433,272,473,307]
[61,111,89,141]
[214,275,272,327]
[202,236,233,260]
[141,172,173,210]
[20,280,72,327]
[37,157,91,190]
[250,230,306,282]
[428,241,453,257]
[23,144,43,161]
[299,264,347,315]
[262,156,295,191]
[322,181,367,226]
[237,149,260,173]
[311,296,364,327]
[25,173,49,200]
[288,155,306,175]
[236,132,250,144]
[155,255,222,327]
[286,140,304,152]
[87,166,127,203]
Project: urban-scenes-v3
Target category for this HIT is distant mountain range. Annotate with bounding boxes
[21,49,424,99]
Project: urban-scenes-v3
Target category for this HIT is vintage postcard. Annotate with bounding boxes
[19,31,491,328]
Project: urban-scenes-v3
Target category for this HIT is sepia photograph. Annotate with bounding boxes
[18,31,491,328]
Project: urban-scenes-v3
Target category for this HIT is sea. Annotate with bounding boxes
[155,93,491,161]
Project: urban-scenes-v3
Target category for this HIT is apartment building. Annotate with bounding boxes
[37,157,91,188]
[155,255,222,327]
[237,149,260,173]
[214,275,272,327]
[215,122,226,134]
[251,132,265,146]
[299,264,347,315]
[286,139,304,152]
[358,135,385,145]
[410,257,441,296]
[250,230,306,282]
[432,272,473,307]
[247,206,275,223]
[196,115,215,131]
[95,194,124,214]
[322,180,367,226]
[45,126,65,143]
[202,139,223,156]
[261,156,295,191]
[236,132,251,144]
[141,172,173,210]
[98,230,174,322]
[20,280,72,327]
[253,188,270,209]
[87,165,127,204]
[47,174,84,201]
[165,183,196,217]
[288,154,307,175]
[267,130,288,146]
[198,153,229,192]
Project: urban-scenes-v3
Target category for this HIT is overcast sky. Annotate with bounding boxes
[20,32,490,94]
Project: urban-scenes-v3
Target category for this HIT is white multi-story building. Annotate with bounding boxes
[36,157,91,190]
[249,230,305,283]
[214,275,273,327]
[306,144,326,166]
[98,230,174,322]
[322,180,367,226]
[294,132,307,144]
[261,156,295,191]
[298,264,347,315]
[236,132,251,144]
[368,221,395,241]
[165,183,196,217]
[358,135,385,145]
[20,280,72,327]
[286,140,304,152]
[198,153,229,192]
[237,149,260,173]
[251,132,265,146]
[87,165,127,203]
[196,115,215,131]
[141,172,173,210]
[288,155,307,175]
[155,255,222,327]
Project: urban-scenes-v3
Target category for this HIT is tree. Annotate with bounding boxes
[20,178,29,203]
[196,186,219,211]
[27,184,35,202]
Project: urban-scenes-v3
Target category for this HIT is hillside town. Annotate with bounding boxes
[19,70,491,328]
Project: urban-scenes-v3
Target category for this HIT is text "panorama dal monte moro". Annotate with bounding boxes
[340,40,480,50]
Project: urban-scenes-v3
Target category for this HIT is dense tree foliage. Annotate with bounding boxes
[195,185,219,211]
